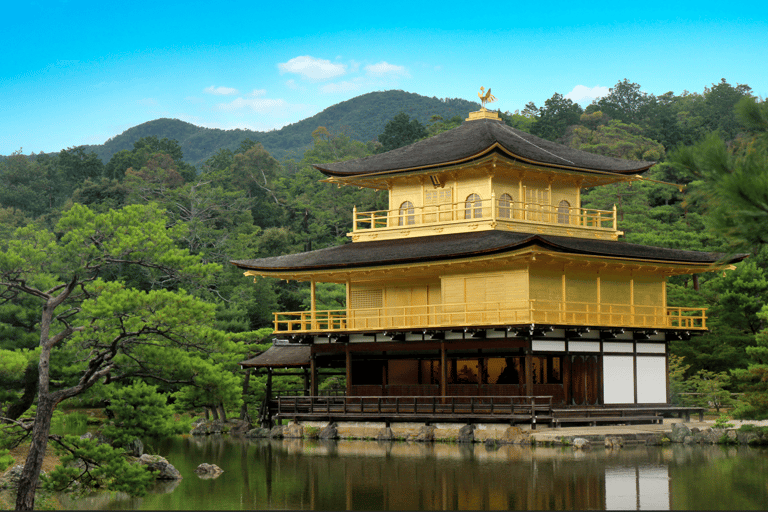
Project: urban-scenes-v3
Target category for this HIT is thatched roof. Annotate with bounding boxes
[314,118,654,177]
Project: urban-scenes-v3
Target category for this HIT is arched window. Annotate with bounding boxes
[498,193,513,219]
[399,201,415,226]
[464,194,482,219]
[557,200,571,224]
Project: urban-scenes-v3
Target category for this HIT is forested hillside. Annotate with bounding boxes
[74,91,480,164]
[3,79,768,498]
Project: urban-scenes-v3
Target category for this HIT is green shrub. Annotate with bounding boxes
[102,381,179,446]
[713,414,735,429]
[0,449,14,472]
[42,435,156,497]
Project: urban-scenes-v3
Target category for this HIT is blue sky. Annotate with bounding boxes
[2,0,767,155]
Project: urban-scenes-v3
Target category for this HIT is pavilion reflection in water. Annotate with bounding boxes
[273,439,670,510]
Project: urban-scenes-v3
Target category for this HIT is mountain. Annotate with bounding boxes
[84,90,481,165]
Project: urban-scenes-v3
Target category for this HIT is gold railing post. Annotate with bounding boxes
[613,204,617,230]
[352,205,357,232]
[491,191,496,222]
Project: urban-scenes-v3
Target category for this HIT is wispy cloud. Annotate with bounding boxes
[204,85,239,95]
[365,61,409,78]
[565,85,609,104]
[278,56,346,81]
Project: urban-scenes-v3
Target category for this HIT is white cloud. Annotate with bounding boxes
[365,61,409,78]
[249,88,267,96]
[285,79,299,90]
[204,85,239,95]
[217,97,288,112]
[278,56,346,81]
[565,85,609,104]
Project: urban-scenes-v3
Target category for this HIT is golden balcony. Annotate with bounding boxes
[350,194,621,242]
[272,300,706,334]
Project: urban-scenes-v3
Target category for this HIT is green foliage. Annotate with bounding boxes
[42,435,156,497]
[713,414,735,429]
[530,93,583,141]
[731,306,768,419]
[0,448,13,472]
[377,112,427,152]
[102,381,180,446]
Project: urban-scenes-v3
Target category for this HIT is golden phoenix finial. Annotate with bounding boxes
[478,87,497,109]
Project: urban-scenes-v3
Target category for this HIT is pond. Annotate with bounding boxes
[60,435,768,510]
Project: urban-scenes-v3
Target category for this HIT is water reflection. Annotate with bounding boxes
[61,436,767,510]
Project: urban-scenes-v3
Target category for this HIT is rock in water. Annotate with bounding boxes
[457,424,475,443]
[573,438,591,450]
[138,454,183,480]
[194,463,224,479]
[318,423,338,440]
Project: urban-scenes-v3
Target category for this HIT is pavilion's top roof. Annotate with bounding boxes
[231,231,746,273]
[314,118,655,178]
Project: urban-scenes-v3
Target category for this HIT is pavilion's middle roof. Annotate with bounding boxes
[314,118,655,177]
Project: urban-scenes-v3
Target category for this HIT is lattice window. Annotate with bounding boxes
[425,188,452,205]
[349,289,383,311]
[464,193,482,219]
[557,200,571,224]
[498,193,513,218]
[399,201,415,226]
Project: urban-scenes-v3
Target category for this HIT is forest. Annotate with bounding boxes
[1,78,768,505]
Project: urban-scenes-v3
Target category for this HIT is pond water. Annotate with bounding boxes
[60,435,768,510]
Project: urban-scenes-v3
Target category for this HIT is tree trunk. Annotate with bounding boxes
[15,393,57,510]
[218,403,227,422]
[210,406,219,421]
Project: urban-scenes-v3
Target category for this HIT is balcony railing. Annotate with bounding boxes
[273,300,706,333]
[352,195,617,234]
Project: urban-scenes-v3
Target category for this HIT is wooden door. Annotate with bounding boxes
[570,355,600,405]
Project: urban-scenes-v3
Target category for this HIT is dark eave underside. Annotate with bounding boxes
[314,119,654,177]
[231,231,747,273]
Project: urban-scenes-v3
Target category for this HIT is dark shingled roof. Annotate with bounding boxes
[315,118,655,177]
[231,231,747,272]
[239,345,311,368]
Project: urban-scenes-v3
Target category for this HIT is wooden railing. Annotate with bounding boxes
[273,395,554,427]
[273,300,707,333]
[352,195,617,233]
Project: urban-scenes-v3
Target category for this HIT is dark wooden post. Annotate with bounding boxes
[440,342,447,403]
[266,368,273,401]
[302,367,309,396]
[563,354,571,406]
[525,341,533,397]
[345,345,352,396]
[310,355,318,397]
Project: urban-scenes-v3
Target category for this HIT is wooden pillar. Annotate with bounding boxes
[440,342,447,402]
[310,279,317,330]
[525,340,533,397]
[345,345,352,396]
[266,368,273,401]
[302,367,309,396]
[563,345,571,406]
[310,356,318,397]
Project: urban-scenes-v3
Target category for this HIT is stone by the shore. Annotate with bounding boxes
[283,423,303,439]
[457,424,475,443]
[669,423,692,443]
[125,438,144,457]
[268,425,285,439]
[194,463,223,479]
[412,426,435,442]
[573,438,591,450]
[245,427,270,438]
[377,427,394,441]
[138,454,182,480]
[319,423,338,440]
[604,437,623,449]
